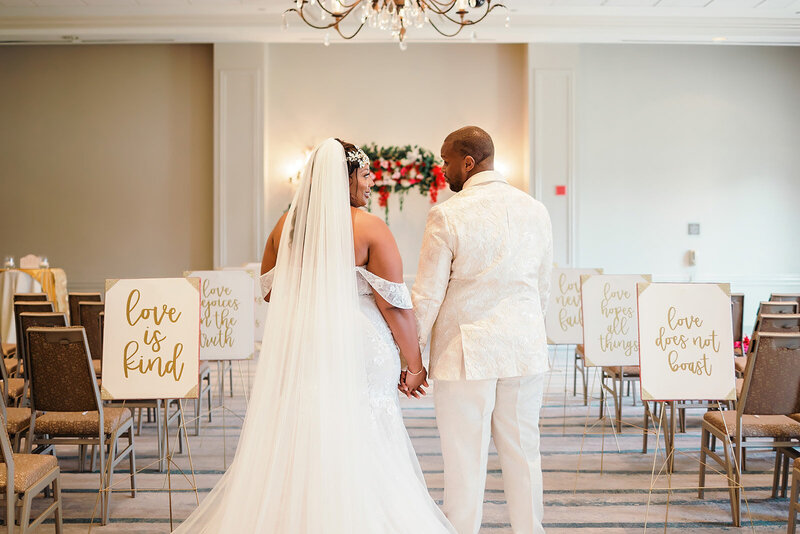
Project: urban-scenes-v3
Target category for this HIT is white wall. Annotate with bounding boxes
[570,44,800,328]
[265,43,527,281]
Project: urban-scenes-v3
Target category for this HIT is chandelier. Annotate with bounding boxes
[283,0,509,50]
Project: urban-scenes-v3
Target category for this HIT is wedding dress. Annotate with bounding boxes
[173,138,454,533]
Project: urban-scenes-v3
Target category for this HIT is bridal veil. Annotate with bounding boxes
[174,138,453,533]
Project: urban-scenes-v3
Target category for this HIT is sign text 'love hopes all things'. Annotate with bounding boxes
[185,270,254,360]
[580,274,651,367]
[545,268,603,345]
[637,282,736,402]
[101,278,201,400]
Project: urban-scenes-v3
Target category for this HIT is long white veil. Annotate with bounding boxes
[175,138,453,533]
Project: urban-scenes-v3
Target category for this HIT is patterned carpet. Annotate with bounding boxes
[21,349,792,533]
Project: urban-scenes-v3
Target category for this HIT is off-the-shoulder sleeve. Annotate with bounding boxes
[260,269,275,300]
[355,267,412,310]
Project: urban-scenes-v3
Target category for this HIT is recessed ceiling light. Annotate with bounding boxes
[712,36,727,42]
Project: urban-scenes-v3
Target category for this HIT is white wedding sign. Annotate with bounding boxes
[637,282,736,401]
[185,270,255,360]
[580,274,651,367]
[226,263,267,344]
[545,268,603,345]
[101,278,200,400]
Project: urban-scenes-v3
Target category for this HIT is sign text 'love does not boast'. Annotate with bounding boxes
[637,282,736,402]
[580,274,651,367]
[185,270,254,360]
[545,268,603,345]
[101,278,201,400]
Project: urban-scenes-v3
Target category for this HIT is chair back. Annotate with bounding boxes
[740,332,800,416]
[68,292,102,326]
[758,314,800,334]
[770,294,800,308]
[26,327,100,413]
[13,302,54,357]
[79,302,104,360]
[18,312,68,380]
[13,293,48,302]
[731,293,744,343]
[758,301,798,316]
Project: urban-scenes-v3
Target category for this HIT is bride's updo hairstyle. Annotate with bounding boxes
[336,138,361,177]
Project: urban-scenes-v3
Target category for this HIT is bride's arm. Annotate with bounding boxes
[260,213,288,302]
[364,218,426,382]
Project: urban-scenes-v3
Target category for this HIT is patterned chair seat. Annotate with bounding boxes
[1,343,15,358]
[1,378,26,400]
[5,407,31,434]
[704,410,800,439]
[35,407,131,436]
[0,453,58,493]
[4,357,18,377]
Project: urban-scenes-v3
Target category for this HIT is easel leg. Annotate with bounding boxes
[164,401,173,531]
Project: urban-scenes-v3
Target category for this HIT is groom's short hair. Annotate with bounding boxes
[445,126,494,164]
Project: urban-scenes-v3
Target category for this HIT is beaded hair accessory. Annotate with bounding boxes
[346,148,370,169]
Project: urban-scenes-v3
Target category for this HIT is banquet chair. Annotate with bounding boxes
[79,302,104,377]
[0,398,30,454]
[25,327,136,525]
[789,459,800,533]
[193,361,213,436]
[67,293,101,327]
[758,301,798,318]
[11,294,47,303]
[12,302,54,385]
[731,293,744,353]
[698,332,800,526]
[573,345,589,406]
[599,365,639,432]
[0,410,62,534]
[17,313,68,408]
[771,294,800,310]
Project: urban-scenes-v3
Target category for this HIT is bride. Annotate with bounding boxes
[174,138,455,533]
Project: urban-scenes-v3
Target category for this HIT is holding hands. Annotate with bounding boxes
[398,365,429,399]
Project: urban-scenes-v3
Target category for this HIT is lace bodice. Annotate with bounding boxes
[259,267,412,310]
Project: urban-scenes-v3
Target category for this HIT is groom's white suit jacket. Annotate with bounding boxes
[412,170,553,381]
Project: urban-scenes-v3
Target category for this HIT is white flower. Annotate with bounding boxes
[400,179,411,187]
[406,148,421,161]
[392,171,401,179]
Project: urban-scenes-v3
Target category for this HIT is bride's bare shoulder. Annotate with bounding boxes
[353,208,392,239]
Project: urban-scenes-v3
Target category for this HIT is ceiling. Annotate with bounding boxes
[1,0,799,46]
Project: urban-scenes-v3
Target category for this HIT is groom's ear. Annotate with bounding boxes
[464,155,475,173]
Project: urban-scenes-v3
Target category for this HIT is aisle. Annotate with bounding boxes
[26,351,790,532]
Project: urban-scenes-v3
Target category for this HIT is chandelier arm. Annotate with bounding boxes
[285,7,339,30]
[460,3,507,26]
[314,1,360,17]
[419,1,458,16]
[426,2,505,27]
[334,20,368,39]
[426,17,466,38]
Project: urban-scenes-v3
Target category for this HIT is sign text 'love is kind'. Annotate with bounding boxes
[101,278,200,400]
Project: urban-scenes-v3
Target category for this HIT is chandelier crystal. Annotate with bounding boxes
[283,0,509,48]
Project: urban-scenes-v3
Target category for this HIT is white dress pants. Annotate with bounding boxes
[435,373,545,534]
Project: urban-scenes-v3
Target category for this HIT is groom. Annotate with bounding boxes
[411,126,553,534]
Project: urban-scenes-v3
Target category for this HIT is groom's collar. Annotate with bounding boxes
[462,170,507,190]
